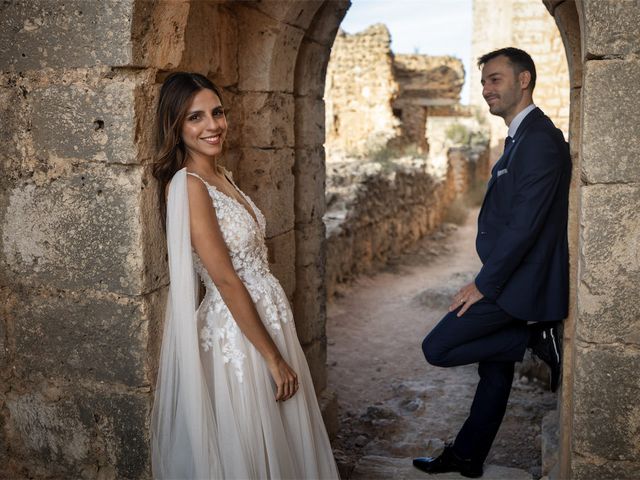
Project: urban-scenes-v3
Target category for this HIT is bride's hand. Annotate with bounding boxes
[266,355,299,402]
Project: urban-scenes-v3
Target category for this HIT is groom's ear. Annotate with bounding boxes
[519,70,532,91]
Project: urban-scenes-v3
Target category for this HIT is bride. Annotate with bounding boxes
[150,72,340,479]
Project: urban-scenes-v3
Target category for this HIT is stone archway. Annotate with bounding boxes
[546,1,640,478]
[1,1,638,478]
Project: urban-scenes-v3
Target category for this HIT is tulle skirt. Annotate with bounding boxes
[195,290,340,480]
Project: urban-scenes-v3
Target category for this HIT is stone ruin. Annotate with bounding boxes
[324,24,467,157]
[323,24,488,297]
[0,1,638,478]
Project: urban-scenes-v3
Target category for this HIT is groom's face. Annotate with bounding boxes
[480,55,523,121]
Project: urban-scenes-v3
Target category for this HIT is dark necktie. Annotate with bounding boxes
[503,136,513,153]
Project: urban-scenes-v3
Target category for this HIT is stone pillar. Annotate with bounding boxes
[566,1,640,477]
[324,24,401,157]
[293,0,350,406]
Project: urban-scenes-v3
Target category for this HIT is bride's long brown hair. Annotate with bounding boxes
[152,72,224,225]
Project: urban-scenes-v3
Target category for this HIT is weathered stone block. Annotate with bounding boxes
[145,287,168,388]
[304,0,351,46]
[5,389,149,479]
[572,456,640,480]
[236,5,304,92]
[0,1,134,70]
[573,345,640,462]
[578,184,640,345]
[318,388,339,439]
[568,86,581,157]
[0,321,4,363]
[543,0,565,14]
[240,92,295,149]
[302,337,327,394]
[218,89,242,149]
[265,230,295,301]
[293,262,325,345]
[295,221,325,269]
[295,96,325,148]
[0,287,17,375]
[13,289,153,387]
[237,148,295,238]
[582,60,640,183]
[552,0,583,89]
[140,166,169,294]
[174,1,238,86]
[295,40,332,97]
[294,147,326,224]
[253,0,323,30]
[30,78,139,165]
[0,164,148,294]
[0,414,7,479]
[581,0,640,59]
[0,86,28,179]
[131,0,190,70]
[133,72,161,165]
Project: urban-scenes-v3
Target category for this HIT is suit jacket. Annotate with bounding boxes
[475,107,571,322]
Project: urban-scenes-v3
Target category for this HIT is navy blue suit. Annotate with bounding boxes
[422,107,570,466]
[475,107,570,322]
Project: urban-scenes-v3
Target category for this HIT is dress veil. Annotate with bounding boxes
[150,168,223,479]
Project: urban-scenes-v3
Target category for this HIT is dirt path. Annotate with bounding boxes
[327,210,556,479]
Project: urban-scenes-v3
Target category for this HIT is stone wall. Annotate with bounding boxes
[471,0,570,160]
[325,145,489,298]
[0,2,167,476]
[324,24,401,157]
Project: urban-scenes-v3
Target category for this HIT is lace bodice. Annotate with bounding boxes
[186,172,291,382]
[188,171,269,277]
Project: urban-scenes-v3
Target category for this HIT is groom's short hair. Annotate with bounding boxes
[478,47,537,92]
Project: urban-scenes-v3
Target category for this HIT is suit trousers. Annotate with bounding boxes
[422,298,529,465]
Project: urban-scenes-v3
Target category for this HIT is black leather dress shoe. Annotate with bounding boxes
[413,444,483,478]
[529,322,561,392]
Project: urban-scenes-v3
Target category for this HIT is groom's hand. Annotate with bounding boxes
[450,282,484,317]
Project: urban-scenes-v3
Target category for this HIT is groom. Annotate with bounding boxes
[413,48,571,478]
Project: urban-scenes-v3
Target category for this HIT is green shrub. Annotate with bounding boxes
[445,123,472,145]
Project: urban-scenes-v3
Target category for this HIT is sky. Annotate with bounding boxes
[340,0,473,104]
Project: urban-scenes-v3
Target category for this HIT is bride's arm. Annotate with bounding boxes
[185,175,298,401]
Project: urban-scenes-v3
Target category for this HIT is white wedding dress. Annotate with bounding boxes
[151,168,339,479]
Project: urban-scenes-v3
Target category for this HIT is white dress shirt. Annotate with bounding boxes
[507,103,537,140]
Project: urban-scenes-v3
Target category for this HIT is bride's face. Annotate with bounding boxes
[181,88,227,161]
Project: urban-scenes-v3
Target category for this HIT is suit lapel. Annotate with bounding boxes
[485,108,544,191]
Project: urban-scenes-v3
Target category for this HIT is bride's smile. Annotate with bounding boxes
[181,88,227,161]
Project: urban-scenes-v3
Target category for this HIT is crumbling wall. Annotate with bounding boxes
[325,26,466,157]
[393,55,465,152]
[325,145,489,298]
[324,24,400,157]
